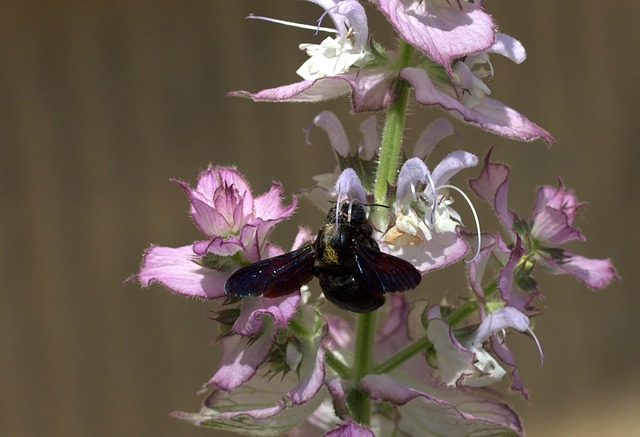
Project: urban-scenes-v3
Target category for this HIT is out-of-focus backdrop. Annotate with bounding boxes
[1,1,638,436]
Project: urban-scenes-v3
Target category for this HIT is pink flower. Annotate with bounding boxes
[132,166,296,299]
[376,0,495,75]
[129,167,302,391]
[469,150,619,290]
[400,34,555,144]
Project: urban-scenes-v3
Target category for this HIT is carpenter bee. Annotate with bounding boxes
[224,203,421,313]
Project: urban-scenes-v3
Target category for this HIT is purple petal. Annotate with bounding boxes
[431,150,478,187]
[253,182,297,222]
[412,117,454,159]
[325,315,354,350]
[328,0,369,50]
[540,251,619,289]
[469,150,516,234]
[378,0,495,74]
[498,237,535,310]
[233,294,301,337]
[489,34,526,64]
[531,182,584,224]
[358,115,379,160]
[229,68,398,112]
[287,329,327,405]
[313,111,351,157]
[359,374,523,435]
[466,232,505,300]
[396,157,429,203]
[426,309,476,386]
[490,336,530,400]
[135,245,227,299]
[470,307,530,345]
[324,419,375,437]
[401,67,555,144]
[208,319,277,390]
[325,377,350,419]
[531,206,584,246]
[335,168,367,204]
[174,384,325,434]
[173,179,236,238]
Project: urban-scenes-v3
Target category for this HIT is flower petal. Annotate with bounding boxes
[208,318,277,391]
[413,117,454,160]
[382,231,468,273]
[335,168,367,204]
[325,418,375,437]
[540,251,619,289]
[359,374,523,436]
[469,307,530,345]
[378,0,495,74]
[313,111,351,157]
[530,206,584,246]
[426,309,476,386]
[230,68,398,112]
[431,150,478,188]
[233,294,301,337]
[135,245,226,299]
[469,150,516,235]
[401,67,554,144]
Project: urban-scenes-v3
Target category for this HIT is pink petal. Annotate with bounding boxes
[431,150,478,187]
[498,237,535,310]
[401,67,555,144]
[313,111,351,157]
[208,319,277,390]
[530,206,584,246]
[379,0,495,75]
[359,374,523,435]
[470,308,530,345]
[230,68,398,113]
[325,419,375,437]
[253,182,297,222]
[135,245,226,299]
[469,150,516,234]
[490,336,530,400]
[540,251,619,289]
[413,117,454,159]
[233,294,301,336]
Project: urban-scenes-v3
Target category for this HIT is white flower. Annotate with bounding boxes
[297,36,373,80]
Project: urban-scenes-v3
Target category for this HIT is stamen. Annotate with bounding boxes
[436,184,482,263]
[246,14,338,34]
[423,171,438,226]
[527,327,544,366]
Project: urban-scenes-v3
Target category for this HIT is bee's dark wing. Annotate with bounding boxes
[224,245,316,298]
[354,245,421,295]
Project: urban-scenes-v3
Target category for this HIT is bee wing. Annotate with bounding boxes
[224,245,316,298]
[354,245,421,295]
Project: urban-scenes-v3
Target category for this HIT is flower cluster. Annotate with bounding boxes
[129,1,618,436]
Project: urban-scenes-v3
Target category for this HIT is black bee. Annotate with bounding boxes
[224,203,421,313]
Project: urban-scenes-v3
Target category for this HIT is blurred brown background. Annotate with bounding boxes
[1,1,638,436]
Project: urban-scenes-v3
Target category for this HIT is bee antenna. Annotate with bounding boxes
[365,203,389,209]
[436,184,482,263]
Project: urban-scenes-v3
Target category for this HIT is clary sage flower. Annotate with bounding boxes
[129,1,618,435]
[469,150,619,291]
[232,2,553,144]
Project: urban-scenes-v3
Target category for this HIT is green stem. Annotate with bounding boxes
[325,350,351,380]
[350,311,377,425]
[446,280,498,326]
[373,41,415,204]
[373,333,432,375]
[349,40,415,427]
